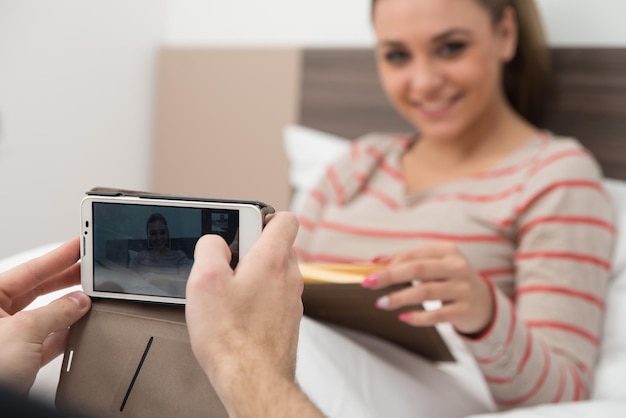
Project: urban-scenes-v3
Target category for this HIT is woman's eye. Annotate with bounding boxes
[384,50,410,65]
[438,42,467,57]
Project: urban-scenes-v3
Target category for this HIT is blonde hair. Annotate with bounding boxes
[372,0,551,125]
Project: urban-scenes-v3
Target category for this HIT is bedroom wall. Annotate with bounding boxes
[0,0,166,258]
[163,0,626,47]
[1,0,625,259]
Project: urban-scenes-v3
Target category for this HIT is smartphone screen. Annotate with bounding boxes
[90,202,239,299]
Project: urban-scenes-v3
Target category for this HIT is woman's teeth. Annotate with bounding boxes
[421,99,452,112]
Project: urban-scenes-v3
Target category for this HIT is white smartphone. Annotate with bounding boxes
[80,188,273,305]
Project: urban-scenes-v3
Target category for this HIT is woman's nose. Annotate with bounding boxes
[408,59,444,96]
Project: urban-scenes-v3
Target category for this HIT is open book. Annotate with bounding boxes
[300,263,455,362]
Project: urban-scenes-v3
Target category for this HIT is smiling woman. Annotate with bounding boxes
[294,0,616,414]
[372,0,549,126]
[129,213,193,281]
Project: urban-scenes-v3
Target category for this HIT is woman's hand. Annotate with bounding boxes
[363,242,495,335]
[0,237,91,393]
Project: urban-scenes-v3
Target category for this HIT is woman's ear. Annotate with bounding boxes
[497,6,518,62]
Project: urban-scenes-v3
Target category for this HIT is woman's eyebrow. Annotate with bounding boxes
[378,40,406,48]
[378,28,473,48]
[432,28,473,43]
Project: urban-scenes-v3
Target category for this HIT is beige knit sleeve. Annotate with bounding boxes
[462,150,616,408]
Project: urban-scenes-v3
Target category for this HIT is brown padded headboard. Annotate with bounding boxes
[151,48,626,211]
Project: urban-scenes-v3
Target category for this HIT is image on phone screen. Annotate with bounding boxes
[90,202,239,299]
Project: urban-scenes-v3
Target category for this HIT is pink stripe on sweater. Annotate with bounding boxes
[362,187,400,210]
[518,215,616,238]
[309,188,327,206]
[516,285,605,309]
[526,320,599,346]
[433,184,523,203]
[475,296,516,364]
[316,221,507,242]
[364,145,404,181]
[495,343,551,406]
[327,167,345,206]
[551,363,567,403]
[515,251,611,271]
[515,180,607,215]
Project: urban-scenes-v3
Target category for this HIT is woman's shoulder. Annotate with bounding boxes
[533,134,604,180]
[327,131,412,174]
[308,132,411,206]
[518,134,615,223]
[352,132,414,153]
[542,134,587,151]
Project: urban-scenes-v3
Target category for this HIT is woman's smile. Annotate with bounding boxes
[411,92,463,120]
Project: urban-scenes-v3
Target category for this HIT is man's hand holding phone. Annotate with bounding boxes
[186,212,320,418]
[0,204,324,417]
[0,238,91,393]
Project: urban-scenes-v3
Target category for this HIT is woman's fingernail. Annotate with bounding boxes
[371,255,390,264]
[68,291,90,309]
[361,274,378,288]
[399,312,412,322]
[375,295,390,310]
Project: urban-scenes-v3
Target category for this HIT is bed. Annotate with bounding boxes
[2,47,626,417]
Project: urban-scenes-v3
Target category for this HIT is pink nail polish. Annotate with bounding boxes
[361,274,378,288]
[399,312,412,322]
[371,255,390,264]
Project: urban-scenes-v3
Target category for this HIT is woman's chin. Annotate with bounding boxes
[416,125,467,142]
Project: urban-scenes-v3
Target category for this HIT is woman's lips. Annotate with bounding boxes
[412,94,461,119]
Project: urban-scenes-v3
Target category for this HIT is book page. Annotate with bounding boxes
[299,263,384,284]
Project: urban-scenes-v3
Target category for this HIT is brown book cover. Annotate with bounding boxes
[300,263,455,362]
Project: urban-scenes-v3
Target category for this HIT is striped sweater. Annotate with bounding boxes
[294,133,616,409]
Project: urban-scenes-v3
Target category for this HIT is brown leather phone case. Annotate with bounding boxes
[55,299,228,418]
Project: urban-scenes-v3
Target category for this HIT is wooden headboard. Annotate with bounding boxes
[152,47,626,210]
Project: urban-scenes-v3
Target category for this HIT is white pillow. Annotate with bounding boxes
[283,124,350,213]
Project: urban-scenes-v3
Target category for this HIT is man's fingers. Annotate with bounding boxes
[192,234,233,265]
[16,291,91,341]
[237,212,299,277]
[249,212,299,259]
[0,237,81,306]
[9,263,81,314]
[190,211,298,279]
[187,234,234,296]
[40,328,70,367]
